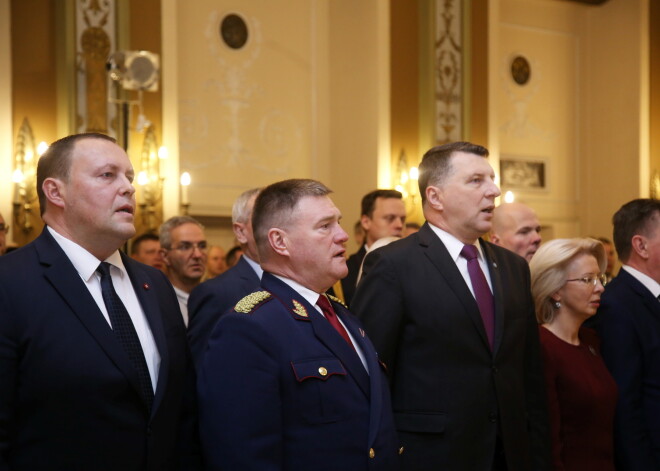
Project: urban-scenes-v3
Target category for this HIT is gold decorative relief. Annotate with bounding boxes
[76,0,115,134]
[434,0,463,144]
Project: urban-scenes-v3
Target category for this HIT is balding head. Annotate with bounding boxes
[490,202,541,262]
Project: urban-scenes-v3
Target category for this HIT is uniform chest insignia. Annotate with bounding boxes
[327,294,347,309]
[292,299,308,317]
[234,291,272,314]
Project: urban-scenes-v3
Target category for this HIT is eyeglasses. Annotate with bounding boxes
[0,223,8,234]
[167,241,208,254]
[566,273,608,287]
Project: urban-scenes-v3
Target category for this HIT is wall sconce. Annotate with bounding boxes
[180,172,191,215]
[12,118,44,235]
[136,125,165,232]
[394,149,419,206]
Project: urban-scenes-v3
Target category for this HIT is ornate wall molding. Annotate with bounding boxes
[75,0,116,135]
[434,0,463,144]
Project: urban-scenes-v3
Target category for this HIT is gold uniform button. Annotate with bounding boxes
[398,446,404,455]
[318,367,328,376]
[369,448,375,459]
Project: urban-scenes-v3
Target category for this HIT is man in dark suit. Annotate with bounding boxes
[341,189,406,306]
[353,141,550,471]
[187,187,262,368]
[592,198,660,470]
[0,133,198,471]
[198,179,401,470]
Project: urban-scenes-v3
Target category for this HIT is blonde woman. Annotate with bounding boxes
[530,238,617,471]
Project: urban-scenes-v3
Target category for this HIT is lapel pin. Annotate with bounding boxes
[359,328,365,337]
[143,283,150,290]
[492,262,498,268]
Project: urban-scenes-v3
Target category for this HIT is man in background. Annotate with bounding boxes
[198,179,400,470]
[353,141,550,470]
[593,198,660,470]
[0,133,198,470]
[187,188,262,368]
[130,232,164,270]
[596,236,617,282]
[490,202,542,262]
[160,216,208,326]
[0,212,7,255]
[205,245,227,279]
[341,189,406,306]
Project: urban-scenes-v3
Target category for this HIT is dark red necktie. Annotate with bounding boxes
[317,294,355,350]
[460,245,495,349]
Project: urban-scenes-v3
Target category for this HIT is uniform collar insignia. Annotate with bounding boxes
[292,299,308,318]
[327,294,347,309]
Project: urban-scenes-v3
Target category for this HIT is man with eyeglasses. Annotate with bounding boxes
[591,198,660,470]
[0,212,7,255]
[160,216,208,326]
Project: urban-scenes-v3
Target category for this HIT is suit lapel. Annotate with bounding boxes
[35,231,147,408]
[123,255,169,415]
[340,311,384,443]
[262,274,371,397]
[418,225,492,351]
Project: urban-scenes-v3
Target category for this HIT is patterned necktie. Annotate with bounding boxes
[317,294,355,350]
[97,262,154,409]
[460,245,495,349]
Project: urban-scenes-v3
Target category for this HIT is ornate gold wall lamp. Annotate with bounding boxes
[394,149,419,207]
[12,119,47,238]
[136,125,166,232]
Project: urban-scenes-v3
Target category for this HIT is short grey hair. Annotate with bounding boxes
[159,215,204,249]
[232,188,261,224]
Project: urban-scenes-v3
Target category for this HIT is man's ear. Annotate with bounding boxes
[426,186,443,211]
[233,222,248,244]
[630,234,649,259]
[490,232,501,244]
[360,214,371,232]
[42,178,66,209]
[159,249,172,267]
[268,228,289,257]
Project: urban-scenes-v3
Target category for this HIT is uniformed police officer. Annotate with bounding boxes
[197,178,401,471]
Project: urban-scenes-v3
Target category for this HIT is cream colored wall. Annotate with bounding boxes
[165,0,389,253]
[494,0,648,241]
[581,0,648,238]
[0,0,12,247]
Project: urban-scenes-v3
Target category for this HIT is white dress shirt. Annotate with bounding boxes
[173,286,190,327]
[273,274,369,373]
[48,226,161,391]
[427,223,494,296]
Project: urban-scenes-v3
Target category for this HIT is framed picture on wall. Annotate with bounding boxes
[500,157,546,190]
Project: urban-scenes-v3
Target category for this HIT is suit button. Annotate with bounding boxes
[318,367,328,376]
[489,412,497,423]
[398,446,404,455]
[369,448,375,459]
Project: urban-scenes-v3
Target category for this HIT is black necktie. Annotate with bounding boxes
[97,262,154,409]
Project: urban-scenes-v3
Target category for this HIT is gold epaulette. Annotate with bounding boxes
[234,291,272,314]
[327,294,347,309]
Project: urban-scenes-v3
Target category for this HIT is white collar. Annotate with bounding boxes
[48,226,126,281]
